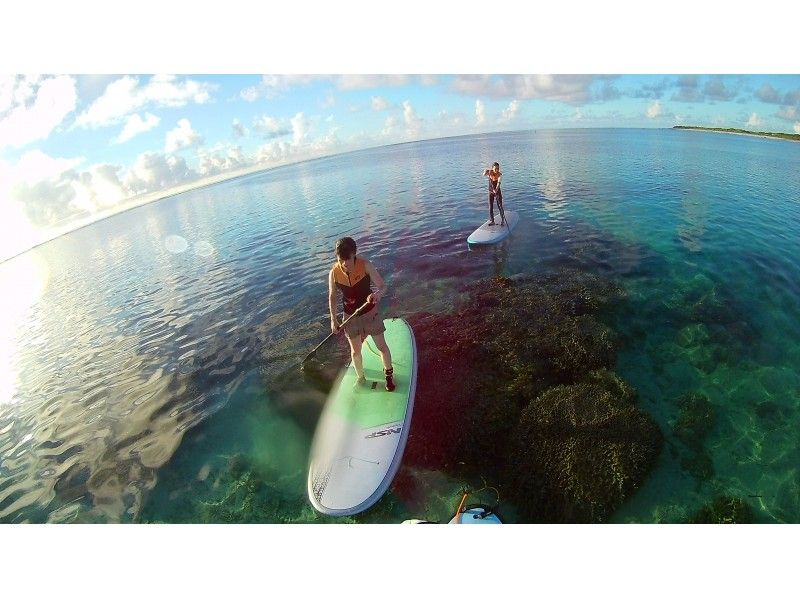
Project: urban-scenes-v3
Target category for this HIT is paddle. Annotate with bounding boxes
[451,481,501,523]
[496,174,506,226]
[300,301,370,367]
[497,196,506,227]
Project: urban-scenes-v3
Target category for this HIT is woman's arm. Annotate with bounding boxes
[365,260,387,303]
[328,269,340,332]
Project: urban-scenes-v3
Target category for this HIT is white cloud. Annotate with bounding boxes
[746,112,763,127]
[242,75,322,101]
[76,75,215,128]
[0,75,77,148]
[371,96,390,111]
[264,75,321,91]
[321,91,336,108]
[403,100,422,136]
[11,74,42,105]
[309,129,342,154]
[794,122,800,134]
[0,161,40,261]
[428,110,469,139]
[1,149,83,189]
[65,164,128,214]
[0,139,274,250]
[475,99,486,125]
[291,112,311,145]
[499,100,520,123]
[453,74,600,105]
[114,112,160,144]
[232,118,246,138]
[4,150,196,230]
[251,121,345,167]
[239,74,431,101]
[439,109,462,124]
[256,140,292,164]
[124,151,197,194]
[76,76,138,126]
[255,115,281,132]
[647,100,662,119]
[381,115,398,136]
[198,145,251,177]
[165,118,203,153]
[0,150,134,232]
[254,115,291,139]
[240,86,259,102]
[335,75,410,90]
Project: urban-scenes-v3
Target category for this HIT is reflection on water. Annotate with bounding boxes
[0,252,50,407]
[676,192,708,253]
[1,129,799,523]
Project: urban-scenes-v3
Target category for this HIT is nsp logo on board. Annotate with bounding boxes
[365,426,402,439]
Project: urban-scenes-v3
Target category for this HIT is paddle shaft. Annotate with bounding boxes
[301,301,370,363]
[495,178,505,225]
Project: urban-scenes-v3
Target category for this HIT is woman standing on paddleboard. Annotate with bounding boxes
[482,162,504,226]
[328,237,396,391]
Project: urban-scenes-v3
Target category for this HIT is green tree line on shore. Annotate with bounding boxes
[674,125,800,141]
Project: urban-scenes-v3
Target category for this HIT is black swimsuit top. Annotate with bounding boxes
[331,257,375,315]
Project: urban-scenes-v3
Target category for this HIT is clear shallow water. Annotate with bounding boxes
[1,129,799,523]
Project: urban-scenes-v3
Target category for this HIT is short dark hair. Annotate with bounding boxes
[493,162,500,168]
[335,237,357,259]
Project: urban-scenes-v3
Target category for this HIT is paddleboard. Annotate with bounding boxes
[402,506,502,524]
[307,317,417,516]
[467,210,519,246]
[448,505,503,524]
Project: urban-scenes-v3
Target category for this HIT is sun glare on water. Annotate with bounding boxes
[0,252,50,405]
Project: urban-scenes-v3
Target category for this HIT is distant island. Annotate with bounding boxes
[674,125,800,142]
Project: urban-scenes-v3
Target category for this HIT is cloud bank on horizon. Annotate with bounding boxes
[1,73,799,260]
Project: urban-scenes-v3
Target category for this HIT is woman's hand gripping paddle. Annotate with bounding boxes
[300,301,370,370]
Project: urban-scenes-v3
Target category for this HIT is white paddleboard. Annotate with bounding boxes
[467,210,519,245]
[307,317,417,516]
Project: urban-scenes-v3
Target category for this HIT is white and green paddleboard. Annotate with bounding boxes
[307,317,417,516]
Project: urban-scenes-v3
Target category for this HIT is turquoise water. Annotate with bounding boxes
[0,128,798,523]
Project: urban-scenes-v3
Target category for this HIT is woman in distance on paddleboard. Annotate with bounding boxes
[328,237,396,391]
[482,161,504,226]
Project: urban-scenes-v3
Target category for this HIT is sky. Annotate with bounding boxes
[1,73,799,262]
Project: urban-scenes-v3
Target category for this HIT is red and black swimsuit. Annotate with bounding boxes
[331,257,374,316]
[488,170,502,201]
